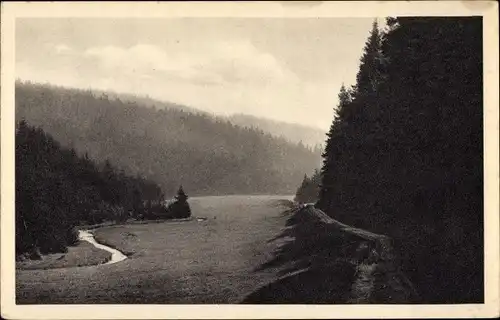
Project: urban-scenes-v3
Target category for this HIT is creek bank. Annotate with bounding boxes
[78,230,127,265]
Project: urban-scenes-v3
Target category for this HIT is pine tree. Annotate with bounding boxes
[317,84,352,211]
[353,19,383,98]
[315,17,483,303]
[294,174,309,203]
[165,185,191,219]
[317,20,384,219]
[175,185,188,203]
[334,83,355,122]
[100,159,117,204]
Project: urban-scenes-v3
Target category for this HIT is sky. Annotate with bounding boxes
[16,18,377,130]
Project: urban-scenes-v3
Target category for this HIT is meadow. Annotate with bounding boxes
[16,195,293,304]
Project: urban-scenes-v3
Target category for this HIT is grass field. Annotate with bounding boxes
[16,195,293,304]
[16,242,112,271]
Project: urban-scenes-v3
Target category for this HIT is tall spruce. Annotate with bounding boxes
[295,169,321,204]
[294,174,309,203]
[317,84,352,211]
[315,17,482,302]
[353,19,383,98]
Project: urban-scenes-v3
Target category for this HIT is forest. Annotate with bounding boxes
[302,17,483,303]
[15,82,322,197]
[15,120,175,257]
[294,170,321,204]
[228,113,326,147]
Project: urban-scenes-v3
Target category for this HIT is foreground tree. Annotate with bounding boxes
[316,17,483,303]
[317,84,352,211]
[353,19,383,98]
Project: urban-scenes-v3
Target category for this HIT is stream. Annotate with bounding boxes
[78,230,127,265]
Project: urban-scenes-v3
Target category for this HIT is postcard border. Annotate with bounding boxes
[1,1,499,319]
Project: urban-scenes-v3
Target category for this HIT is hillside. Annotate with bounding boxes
[90,88,204,115]
[57,86,326,148]
[15,121,165,257]
[228,114,326,148]
[92,91,326,148]
[15,81,322,197]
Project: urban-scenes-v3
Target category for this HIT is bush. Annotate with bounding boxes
[166,201,192,219]
[143,203,171,220]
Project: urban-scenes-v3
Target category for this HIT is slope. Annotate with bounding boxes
[228,113,326,148]
[15,81,322,197]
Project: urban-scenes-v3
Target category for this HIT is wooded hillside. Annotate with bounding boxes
[16,121,164,257]
[228,113,326,148]
[16,82,322,197]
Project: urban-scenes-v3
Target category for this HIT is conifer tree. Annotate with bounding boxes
[353,19,383,98]
[315,17,482,303]
[317,84,352,211]
[165,185,192,219]
[294,174,309,203]
[175,185,188,203]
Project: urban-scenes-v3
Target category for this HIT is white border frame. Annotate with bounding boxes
[1,1,499,319]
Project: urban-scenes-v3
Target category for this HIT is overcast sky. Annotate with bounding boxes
[16,18,378,130]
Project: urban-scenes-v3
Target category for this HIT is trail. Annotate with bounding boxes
[78,230,127,265]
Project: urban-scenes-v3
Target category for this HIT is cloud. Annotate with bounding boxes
[55,44,73,54]
[199,40,299,85]
[18,40,335,130]
[82,41,299,87]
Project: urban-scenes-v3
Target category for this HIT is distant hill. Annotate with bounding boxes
[228,114,326,148]
[57,85,326,148]
[78,87,205,115]
[15,81,322,197]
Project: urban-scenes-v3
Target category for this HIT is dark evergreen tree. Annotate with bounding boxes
[294,174,309,203]
[175,185,188,202]
[295,170,321,204]
[317,84,352,211]
[353,19,383,98]
[166,185,192,219]
[315,17,483,303]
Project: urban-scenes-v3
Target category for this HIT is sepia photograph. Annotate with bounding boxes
[1,1,499,319]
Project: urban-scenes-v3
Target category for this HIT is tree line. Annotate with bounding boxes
[294,170,321,204]
[298,17,482,303]
[15,81,322,197]
[228,113,326,148]
[16,120,185,258]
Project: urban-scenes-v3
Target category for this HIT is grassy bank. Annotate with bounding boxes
[16,241,111,270]
[243,205,419,304]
